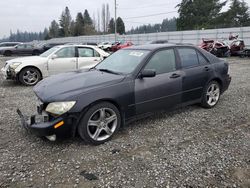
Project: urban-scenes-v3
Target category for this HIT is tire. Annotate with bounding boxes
[78,102,121,145]
[4,51,12,56]
[201,81,221,108]
[18,67,42,86]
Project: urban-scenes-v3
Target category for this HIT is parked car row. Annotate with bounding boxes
[98,41,134,52]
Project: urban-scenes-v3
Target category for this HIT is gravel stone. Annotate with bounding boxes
[0,56,249,187]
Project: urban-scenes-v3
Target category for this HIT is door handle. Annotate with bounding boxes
[170,73,181,79]
[94,59,99,61]
[204,66,210,71]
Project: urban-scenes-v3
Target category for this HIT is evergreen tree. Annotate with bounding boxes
[83,9,95,35]
[116,17,125,34]
[218,0,250,27]
[59,6,72,37]
[161,18,177,32]
[74,13,85,36]
[176,0,226,30]
[108,18,115,33]
[49,20,60,38]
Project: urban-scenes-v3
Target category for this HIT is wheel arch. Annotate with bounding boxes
[72,98,124,137]
[17,65,43,80]
[209,77,223,89]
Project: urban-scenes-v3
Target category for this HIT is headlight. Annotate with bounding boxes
[9,62,22,69]
[45,101,76,116]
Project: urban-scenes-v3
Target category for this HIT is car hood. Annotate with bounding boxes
[7,56,47,64]
[34,70,126,102]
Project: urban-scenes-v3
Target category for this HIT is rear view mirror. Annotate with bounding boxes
[139,69,156,78]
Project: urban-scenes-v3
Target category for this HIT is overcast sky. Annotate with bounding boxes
[0,0,250,38]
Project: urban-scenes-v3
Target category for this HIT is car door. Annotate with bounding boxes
[134,48,182,115]
[15,44,27,55]
[176,47,213,103]
[48,46,77,75]
[77,47,102,69]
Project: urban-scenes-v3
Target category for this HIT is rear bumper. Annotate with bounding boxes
[17,109,77,138]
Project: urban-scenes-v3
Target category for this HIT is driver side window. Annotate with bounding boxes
[55,47,75,58]
[144,49,176,75]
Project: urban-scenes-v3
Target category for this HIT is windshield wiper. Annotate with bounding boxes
[98,68,121,75]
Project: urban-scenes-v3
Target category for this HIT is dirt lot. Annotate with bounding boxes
[0,56,249,188]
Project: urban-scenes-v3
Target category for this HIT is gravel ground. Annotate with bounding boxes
[0,56,249,188]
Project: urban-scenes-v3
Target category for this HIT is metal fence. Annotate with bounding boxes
[46,26,250,47]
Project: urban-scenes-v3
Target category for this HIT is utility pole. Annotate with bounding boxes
[114,0,117,42]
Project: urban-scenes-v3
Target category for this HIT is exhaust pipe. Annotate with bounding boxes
[46,135,56,141]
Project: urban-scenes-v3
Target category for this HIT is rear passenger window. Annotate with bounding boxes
[178,48,199,68]
[78,48,94,57]
[197,51,209,64]
[144,49,176,74]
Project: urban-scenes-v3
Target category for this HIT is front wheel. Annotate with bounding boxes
[78,102,121,145]
[19,67,42,86]
[201,81,221,108]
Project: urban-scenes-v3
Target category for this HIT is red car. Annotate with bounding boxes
[111,42,133,52]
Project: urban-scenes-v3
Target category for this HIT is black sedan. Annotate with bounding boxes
[17,44,231,144]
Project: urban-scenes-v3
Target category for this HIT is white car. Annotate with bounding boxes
[1,45,110,86]
[98,42,112,51]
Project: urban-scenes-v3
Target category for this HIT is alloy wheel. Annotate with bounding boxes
[23,70,39,85]
[87,108,117,141]
[206,83,220,106]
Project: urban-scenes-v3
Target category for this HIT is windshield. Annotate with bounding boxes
[40,46,61,57]
[96,49,149,74]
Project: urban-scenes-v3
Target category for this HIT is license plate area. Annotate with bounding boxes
[31,113,49,124]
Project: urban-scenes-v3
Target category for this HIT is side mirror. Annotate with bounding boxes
[51,54,58,59]
[139,69,156,78]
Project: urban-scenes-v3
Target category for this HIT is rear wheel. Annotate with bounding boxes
[19,67,42,86]
[4,51,12,56]
[201,81,221,108]
[78,102,121,145]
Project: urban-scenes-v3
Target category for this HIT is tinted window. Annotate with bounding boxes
[17,44,26,49]
[197,51,208,64]
[178,48,199,68]
[56,47,75,58]
[144,49,176,74]
[78,48,94,57]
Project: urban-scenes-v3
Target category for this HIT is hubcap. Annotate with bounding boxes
[23,70,39,85]
[87,108,117,141]
[206,83,220,106]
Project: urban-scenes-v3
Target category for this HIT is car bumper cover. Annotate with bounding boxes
[17,109,75,137]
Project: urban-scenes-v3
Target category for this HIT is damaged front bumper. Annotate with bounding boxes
[16,108,76,139]
[1,66,18,80]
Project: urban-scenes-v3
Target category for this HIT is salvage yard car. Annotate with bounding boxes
[0,43,43,56]
[1,45,110,86]
[17,44,231,144]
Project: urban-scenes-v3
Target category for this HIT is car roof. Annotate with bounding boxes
[125,43,195,51]
[55,44,99,48]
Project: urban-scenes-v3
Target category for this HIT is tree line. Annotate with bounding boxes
[47,5,125,39]
[177,0,250,30]
[1,0,250,42]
